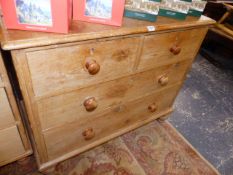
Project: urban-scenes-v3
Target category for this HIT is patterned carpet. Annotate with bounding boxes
[0,121,219,175]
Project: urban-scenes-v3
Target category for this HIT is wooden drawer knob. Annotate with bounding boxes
[82,128,95,140]
[158,75,169,86]
[83,97,98,112]
[170,45,181,55]
[85,59,100,75]
[148,103,157,113]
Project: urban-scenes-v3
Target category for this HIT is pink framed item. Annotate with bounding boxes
[0,0,72,33]
[73,0,125,26]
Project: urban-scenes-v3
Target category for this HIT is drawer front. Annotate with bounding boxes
[38,60,190,130]
[138,28,207,71]
[26,37,140,97]
[0,88,15,129]
[0,126,25,164]
[43,84,181,160]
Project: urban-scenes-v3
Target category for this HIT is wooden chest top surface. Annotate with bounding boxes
[0,16,215,50]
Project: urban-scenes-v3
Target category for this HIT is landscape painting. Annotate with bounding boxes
[85,0,113,19]
[15,0,53,26]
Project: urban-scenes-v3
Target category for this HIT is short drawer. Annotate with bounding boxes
[0,126,25,164]
[26,37,140,97]
[0,88,15,129]
[43,84,181,160]
[138,28,207,71]
[38,60,190,130]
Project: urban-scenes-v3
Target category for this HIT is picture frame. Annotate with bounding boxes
[73,0,125,26]
[0,0,72,33]
[159,0,191,20]
[124,0,160,22]
[188,0,207,17]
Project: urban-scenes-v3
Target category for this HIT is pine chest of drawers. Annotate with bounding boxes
[0,16,215,171]
[0,52,31,166]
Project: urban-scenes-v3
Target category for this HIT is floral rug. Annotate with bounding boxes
[0,121,219,175]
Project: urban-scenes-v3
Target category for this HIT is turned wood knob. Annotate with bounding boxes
[82,128,95,140]
[158,75,169,86]
[83,97,98,112]
[170,45,181,55]
[85,59,100,75]
[148,103,157,112]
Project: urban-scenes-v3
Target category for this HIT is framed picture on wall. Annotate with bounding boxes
[0,0,72,33]
[73,0,125,26]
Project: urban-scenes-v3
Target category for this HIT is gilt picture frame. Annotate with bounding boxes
[73,0,125,26]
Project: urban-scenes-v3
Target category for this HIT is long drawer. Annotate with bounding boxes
[25,37,140,97]
[138,28,207,71]
[43,84,181,160]
[0,88,15,130]
[0,126,26,164]
[37,60,190,131]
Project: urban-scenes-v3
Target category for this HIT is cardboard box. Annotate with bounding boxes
[124,0,160,22]
[159,0,191,20]
[0,0,72,34]
[188,0,207,17]
[73,0,125,26]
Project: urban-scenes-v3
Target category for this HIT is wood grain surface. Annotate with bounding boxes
[137,28,208,71]
[43,84,181,160]
[25,37,140,97]
[0,126,25,165]
[0,16,215,50]
[37,60,191,131]
[0,52,32,166]
[0,88,15,130]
